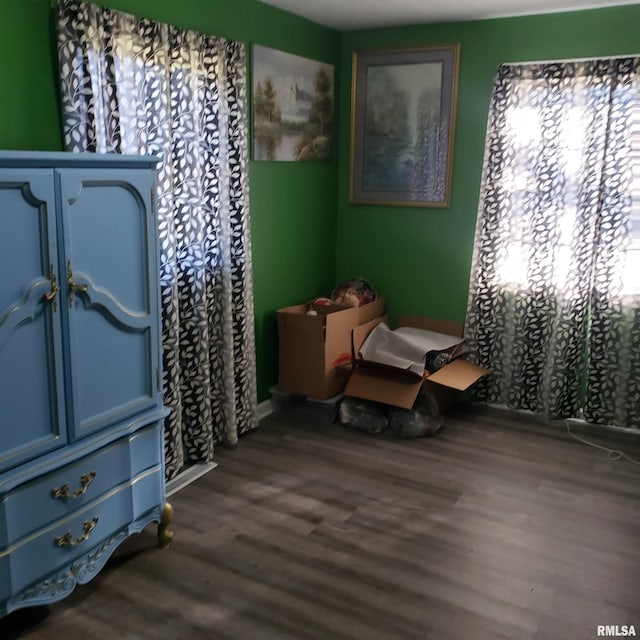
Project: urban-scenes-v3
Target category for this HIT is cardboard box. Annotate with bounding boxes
[344,315,489,413]
[277,298,385,399]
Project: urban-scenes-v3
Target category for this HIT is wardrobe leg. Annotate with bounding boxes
[158,502,174,548]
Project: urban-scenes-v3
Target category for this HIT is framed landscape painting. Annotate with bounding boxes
[252,44,334,162]
[350,44,460,207]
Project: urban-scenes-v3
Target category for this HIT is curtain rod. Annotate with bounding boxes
[502,53,640,66]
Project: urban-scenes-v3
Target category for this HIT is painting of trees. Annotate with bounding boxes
[412,88,446,201]
[294,67,333,161]
[309,68,332,136]
[350,45,459,207]
[252,45,334,162]
[254,78,280,124]
[363,66,412,190]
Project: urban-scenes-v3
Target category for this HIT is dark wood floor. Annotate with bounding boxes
[2,404,640,639]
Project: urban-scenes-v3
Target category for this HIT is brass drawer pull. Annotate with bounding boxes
[42,264,60,311]
[67,260,89,306]
[54,517,99,548]
[51,470,97,499]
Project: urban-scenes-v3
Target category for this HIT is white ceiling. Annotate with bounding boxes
[257,0,639,29]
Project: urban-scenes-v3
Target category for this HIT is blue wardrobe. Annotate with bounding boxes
[0,151,171,614]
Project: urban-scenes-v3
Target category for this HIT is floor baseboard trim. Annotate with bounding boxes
[257,398,273,421]
[475,402,640,446]
[166,461,218,497]
[166,397,274,497]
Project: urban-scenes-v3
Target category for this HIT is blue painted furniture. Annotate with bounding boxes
[0,151,172,615]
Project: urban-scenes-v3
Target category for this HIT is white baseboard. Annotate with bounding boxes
[165,398,273,497]
[257,397,273,421]
[165,461,218,497]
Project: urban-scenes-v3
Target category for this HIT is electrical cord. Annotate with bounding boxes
[565,419,640,464]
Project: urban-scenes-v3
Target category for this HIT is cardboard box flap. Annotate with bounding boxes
[324,305,360,342]
[277,306,324,339]
[278,303,361,345]
[427,358,489,391]
[358,298,385,324]
[315,302,351,316]
[344,367,423,410]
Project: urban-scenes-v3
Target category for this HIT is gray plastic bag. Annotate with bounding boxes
[388,389,445,438]
[339,397,388,434]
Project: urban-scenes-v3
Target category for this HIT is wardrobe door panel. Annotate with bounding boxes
[0,171,66,470]
[57,170,160,440]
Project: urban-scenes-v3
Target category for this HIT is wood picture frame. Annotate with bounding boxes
[350,44,460,207]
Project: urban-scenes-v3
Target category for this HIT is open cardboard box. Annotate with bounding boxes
[344,315,490,413]
[277,298,385,399]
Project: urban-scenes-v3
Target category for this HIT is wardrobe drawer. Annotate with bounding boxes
[0,425,161,548]
[0,468,162,600]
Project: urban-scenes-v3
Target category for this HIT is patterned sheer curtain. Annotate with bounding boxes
[466,58,640,429]
[56,0,258,479]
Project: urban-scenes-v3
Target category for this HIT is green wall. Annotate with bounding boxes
[0,1,62,150]
[337,4,640,326]
[3,1,640,404]
[0,0,340,402]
